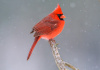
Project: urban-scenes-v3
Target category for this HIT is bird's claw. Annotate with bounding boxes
[55,43,59,47]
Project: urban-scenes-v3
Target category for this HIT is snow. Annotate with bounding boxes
[70,2,76,8]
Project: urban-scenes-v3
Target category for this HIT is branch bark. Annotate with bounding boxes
[49,39,79,70]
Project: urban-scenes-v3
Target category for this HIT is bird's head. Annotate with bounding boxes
[50,4,66,20]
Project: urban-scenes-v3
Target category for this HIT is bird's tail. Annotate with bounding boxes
[27,36,41,60]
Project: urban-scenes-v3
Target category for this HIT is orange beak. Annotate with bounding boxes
[60,15,66,19]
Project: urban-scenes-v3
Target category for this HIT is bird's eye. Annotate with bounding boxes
[57,14,64,20]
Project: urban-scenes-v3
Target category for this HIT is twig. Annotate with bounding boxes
[49,39,79,70]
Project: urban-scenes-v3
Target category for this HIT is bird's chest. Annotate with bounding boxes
[41,21,65,40]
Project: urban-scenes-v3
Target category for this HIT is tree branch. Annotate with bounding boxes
[49,39,79,70]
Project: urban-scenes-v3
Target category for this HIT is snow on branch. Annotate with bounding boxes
[49,39,79,70]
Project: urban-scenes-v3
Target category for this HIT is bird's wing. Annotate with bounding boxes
[33,16,59,37]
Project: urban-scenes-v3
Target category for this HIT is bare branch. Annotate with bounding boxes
[49,39,79,70]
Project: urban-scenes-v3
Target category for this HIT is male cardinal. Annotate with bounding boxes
[27,4,65,60]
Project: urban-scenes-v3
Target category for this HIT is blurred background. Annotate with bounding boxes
[0,0,100,70]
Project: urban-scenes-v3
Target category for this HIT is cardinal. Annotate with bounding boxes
[27,4,65,60]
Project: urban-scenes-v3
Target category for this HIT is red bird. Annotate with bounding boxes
[27,4,65,60]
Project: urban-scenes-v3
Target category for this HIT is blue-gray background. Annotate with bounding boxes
[0,0,100,70]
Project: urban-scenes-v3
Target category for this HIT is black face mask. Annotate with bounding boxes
[57,14,64,20]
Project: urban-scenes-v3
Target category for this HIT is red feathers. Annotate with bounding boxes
[53,4,63,14]
[27,4,65,60]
